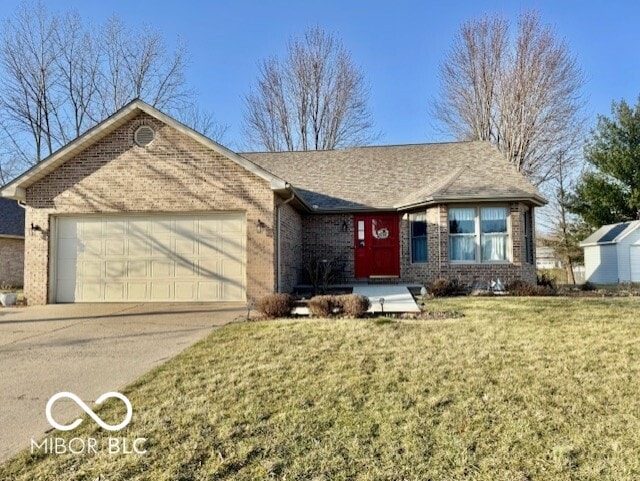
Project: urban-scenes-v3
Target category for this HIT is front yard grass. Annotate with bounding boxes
[3,297,640,480]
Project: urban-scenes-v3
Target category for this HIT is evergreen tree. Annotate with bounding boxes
[571,99,640,227]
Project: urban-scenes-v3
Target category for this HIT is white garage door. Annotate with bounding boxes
[632,245,640,282]
[55,214,245,302]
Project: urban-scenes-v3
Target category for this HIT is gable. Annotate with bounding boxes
[1,100,286,201]
[25,112,275,212]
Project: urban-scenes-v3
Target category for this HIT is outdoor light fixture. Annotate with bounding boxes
[341,220,348,232]
[256,219,266,234]
[379,297,385,314]
[30,223,43,233]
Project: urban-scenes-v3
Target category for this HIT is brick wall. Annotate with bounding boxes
[400,202,537,287]
[302,202,537,288]
[277,200,302,293]
[302,214,354,283]
[23,112,276,305]
[0,237,24,287]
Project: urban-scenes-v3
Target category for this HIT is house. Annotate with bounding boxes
[580,221,640,284]
[536,245,563,270]
[0,100,545,305]
[0,197,25,288]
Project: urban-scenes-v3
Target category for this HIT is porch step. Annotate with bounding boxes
[352,285,421,313]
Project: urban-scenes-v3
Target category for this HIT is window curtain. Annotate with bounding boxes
[481,207,507,261]
[449,208,475,233]
[411,213,427,263]
[449,208,475,260]
[450,235,476,260]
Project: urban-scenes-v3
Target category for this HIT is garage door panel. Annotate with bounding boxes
[82,261,102,278]
[105,221,125,235]
[56,214,245,302]
[105,283,125,301]
[175,238,196,255]
[106,261,126,277]
[128,260,148,277]
[82,220,103,237]
[82,239,102,256]
[128,237,152,256]
[198,282,220,299]
[176,261,197,277]
[127,283,147,299]
[175,282,195,300]
[151,260,173,278]
[105,239,126,256]
[81,283,102,301]
[151,282,173,299]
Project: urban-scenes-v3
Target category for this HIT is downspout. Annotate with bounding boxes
[276,190,295,292]
[438,204,442,275]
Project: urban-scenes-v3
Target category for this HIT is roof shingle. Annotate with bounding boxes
[242,141,545,211]
[0,198,25,237]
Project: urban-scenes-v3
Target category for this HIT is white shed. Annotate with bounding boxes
[580,221,640,284]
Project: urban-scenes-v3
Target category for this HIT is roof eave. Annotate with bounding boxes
[395,194,547,210]
[0,99,288,202]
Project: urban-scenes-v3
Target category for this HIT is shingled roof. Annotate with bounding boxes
[242,141,546,211]
[580,221,640,246]
[0,198,25,237]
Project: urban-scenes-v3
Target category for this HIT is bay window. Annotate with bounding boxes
[449,206,510,262]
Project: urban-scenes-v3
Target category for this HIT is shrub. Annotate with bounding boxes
[428,278,457,297]
[339,294,370,318]
[580,281,597,291]
[256,294,294,319]
[506,280,555,296]
[308,295,339,317]
[537,272,557,290]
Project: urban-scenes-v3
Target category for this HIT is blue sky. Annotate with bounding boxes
[2,0,640,150]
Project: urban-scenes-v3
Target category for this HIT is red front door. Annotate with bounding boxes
[354,213,400,278]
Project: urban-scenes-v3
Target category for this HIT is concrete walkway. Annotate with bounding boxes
[0,302,244,463]
[352,285,421,313]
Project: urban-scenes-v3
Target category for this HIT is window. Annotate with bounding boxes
[449,206,510,262]
[480,207,508,261]
[410,213,427,263]
[449,208,476,261]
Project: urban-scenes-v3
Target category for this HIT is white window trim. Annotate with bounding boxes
[448,205,512,264]
[409,212,428,264]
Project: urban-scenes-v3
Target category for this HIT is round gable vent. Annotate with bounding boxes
[134,125,155,147]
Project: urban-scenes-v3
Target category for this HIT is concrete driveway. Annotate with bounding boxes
[0,302,244,462]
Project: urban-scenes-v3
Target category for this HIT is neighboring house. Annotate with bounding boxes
[0,197,25,287]
[536,245,563,269]
[0,100,545,305]
[580,221,640,284]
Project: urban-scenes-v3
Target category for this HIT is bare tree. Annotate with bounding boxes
[243,26,375,151]
[175,105,228,142]
[537,147,591,284]
[0,2,223,182]
[433,11,585,185]
[96,16,191,118]
[0,2,61,163]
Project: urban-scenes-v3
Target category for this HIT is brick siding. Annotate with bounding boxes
[302,202,537,288]
[277,200,302,293]
[23,113,275,305]
[301,214,354,283]
[0,237,24,287]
